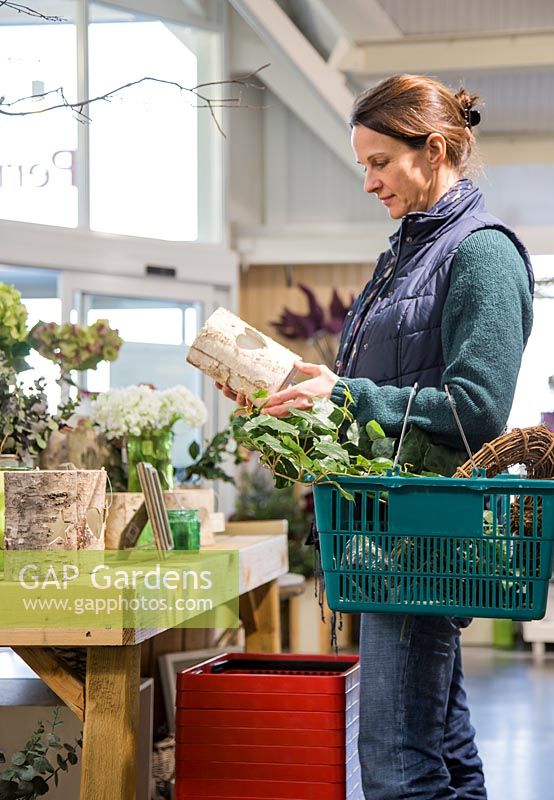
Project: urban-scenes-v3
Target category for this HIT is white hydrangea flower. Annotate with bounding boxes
[90,384,207,440]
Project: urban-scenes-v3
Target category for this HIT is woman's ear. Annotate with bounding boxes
[426,133,448,170]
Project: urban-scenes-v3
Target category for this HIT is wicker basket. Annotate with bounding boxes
[455,425,554,479]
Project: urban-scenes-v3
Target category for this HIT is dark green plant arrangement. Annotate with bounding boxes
[182,417,247,485]
[0,708,82,799]
[0,355,78,466]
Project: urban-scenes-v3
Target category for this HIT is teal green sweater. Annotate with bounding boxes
[330,229,534,451]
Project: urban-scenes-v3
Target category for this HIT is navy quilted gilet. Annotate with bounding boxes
[336,180,534,387]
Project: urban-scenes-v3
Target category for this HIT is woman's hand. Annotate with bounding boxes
[215,382,247,407]
[263,360,339,418]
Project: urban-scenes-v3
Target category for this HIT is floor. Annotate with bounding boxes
[462,646,554,800]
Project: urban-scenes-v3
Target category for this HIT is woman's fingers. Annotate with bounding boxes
[263,385,297,408]
[294,360,322,376]
[214,381,244,404]
[263,396,313,418]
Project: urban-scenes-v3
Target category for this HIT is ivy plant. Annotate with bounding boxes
[0,707,82,799]
[232,385,466,499]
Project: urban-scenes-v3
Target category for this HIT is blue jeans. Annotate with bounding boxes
[358,613,487,800]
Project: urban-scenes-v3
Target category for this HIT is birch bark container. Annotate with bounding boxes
[186,307,299,402]
[4,469,107,550]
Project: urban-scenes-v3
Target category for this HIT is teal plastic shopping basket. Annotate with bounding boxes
[312,472,554,620]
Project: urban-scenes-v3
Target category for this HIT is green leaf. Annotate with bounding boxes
[251,389,269,399]
[10,753,26,768]
[318,479,354,502]
[46,734,61,749]
[66,751,78,766]
[56,754,67,772]
[188,440,200,460]
[15,780,34,796]
[256,432,290,455]
[365,420,386,441]
[423,442,466,477]
[314,440,350,465]
[371,437,395,459]
[33,757,54,774]
[0,753,4,765]
[54,772,59,787]
[31,776,49,796]
[346,422,360,447]
[396,425,429,472]
[242,414,297,435]
[19,766,35,782]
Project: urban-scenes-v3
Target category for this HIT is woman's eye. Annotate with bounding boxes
[374,161,388,169]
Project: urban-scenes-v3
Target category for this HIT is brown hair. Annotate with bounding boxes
[349,74,481,174]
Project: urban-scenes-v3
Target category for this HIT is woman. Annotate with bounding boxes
[221,75,534,799]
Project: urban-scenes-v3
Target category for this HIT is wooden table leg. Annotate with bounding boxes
[240,578,281,653]
[80,645,141,800]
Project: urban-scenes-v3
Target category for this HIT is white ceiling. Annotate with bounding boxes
[377,0,554,38]
[275,0,554,136]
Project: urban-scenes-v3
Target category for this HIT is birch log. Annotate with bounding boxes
[4,470,106,550]
[187,307,300,402]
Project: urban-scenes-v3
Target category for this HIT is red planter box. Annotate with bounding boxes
[178,743,348,765]
[176,724,357,748]
[175,777,361,800]
[175,653,362,800]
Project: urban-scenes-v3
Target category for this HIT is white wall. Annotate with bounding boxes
[229,86,554,263]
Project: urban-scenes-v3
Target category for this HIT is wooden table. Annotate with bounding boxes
[0,532,288,800]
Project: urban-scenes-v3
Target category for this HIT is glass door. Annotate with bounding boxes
[61,272,220,473]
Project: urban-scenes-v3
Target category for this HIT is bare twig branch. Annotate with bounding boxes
[0,65,269,136]
[0,0,64,21]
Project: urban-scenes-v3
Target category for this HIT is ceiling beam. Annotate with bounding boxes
[339,31,554,76]
[229,0,357,173]
[228,0,353,118]
[321,0,401,40]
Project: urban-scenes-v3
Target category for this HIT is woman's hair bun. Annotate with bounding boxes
[454,87,481,129]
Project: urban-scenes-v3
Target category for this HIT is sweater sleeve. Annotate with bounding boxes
[330,229,533,451]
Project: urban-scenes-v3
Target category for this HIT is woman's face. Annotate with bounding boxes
[351,125,439,219]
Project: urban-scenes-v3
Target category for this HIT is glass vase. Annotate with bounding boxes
[126,429,174,493]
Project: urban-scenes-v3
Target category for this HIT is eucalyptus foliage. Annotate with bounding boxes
[0,708,82,800]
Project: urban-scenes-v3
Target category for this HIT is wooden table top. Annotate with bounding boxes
[0,532,288,647]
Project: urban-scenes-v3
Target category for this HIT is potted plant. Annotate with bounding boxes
[90,384,208,491]
[0,284,31,374]
[28,319,123,392]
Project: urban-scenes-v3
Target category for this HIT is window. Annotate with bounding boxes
[509,255,554,429]
[0,5,78,227]
[0,266,62,411]
[0,1,223,241]
[82,292,203,468]
[89,5,198,240]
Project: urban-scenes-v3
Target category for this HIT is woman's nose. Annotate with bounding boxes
[364,172,381,195]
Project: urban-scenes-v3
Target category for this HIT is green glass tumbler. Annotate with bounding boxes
[126,429,174,493]
[167,508,201,552]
